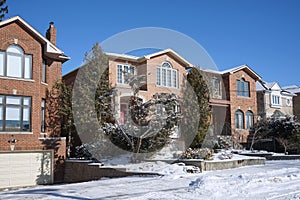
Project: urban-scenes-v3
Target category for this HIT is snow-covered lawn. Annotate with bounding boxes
[1,160,300,200]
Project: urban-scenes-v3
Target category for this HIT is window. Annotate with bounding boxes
[271,95,281,106]
[246,110,254,129]
[237,78,250,97]
[212,78,221,98]
[41,99,46,132]
[0,45,32,79]
[117,64,135,84]
[156,62,178,88]
[286,99,291,106]
[0,95,31,132]
[42,59,46,83]
[235,109,244,129]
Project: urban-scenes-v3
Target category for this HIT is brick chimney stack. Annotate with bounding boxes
[46,22,57,45]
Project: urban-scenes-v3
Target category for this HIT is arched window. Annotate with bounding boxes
[235,109,244,129]
[246,110,254,129]
[156,61,178,88]
[0,45,32,79]
[236,78,250,97]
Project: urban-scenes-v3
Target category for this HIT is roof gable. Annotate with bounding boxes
[0,16,69,62]
[221,65,262,81]
[106,48,193,69]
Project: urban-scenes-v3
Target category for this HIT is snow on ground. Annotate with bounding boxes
[1,160,300,200]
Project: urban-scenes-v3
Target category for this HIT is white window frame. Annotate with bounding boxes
[246,110,254,129]
[286,98,291,107]
[212,78,221,98]
[156,62,178,89]
[116,64,135,85]
[42,59,46,83]
[0,95,31,132]
[235,109,244,129]
[271,94,281,107]
[0,45,32,79]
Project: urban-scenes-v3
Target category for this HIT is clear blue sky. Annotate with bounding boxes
[5,0,300,86]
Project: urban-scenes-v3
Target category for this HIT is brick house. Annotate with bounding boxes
[256,82,295,119]
[282,85,300,120]
[203,65,262,144]
[0,16,69,187]
[65,48,261,146]
[63,49,192,150]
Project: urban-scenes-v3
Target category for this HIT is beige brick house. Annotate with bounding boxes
[0,16,69,187]
[106,49,192,125]
[256,82,295,119]
[281,85,300,120]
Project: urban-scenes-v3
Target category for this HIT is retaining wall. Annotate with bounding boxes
[64,160,159,183]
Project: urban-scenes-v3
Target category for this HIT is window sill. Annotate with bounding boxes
[237,96,251,99]
[156,85,179,90]
[270,104,282,108]
[0,131,33,134]
[0,76,35,82]
[41,82,48,86]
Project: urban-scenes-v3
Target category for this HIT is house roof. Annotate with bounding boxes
[0,16,70,62]
[282,85,300,94]
[256,81,296,96]
[256,81,266,91]
[201,65,262,81]
[220,65,262,81]
[106,48,193,68]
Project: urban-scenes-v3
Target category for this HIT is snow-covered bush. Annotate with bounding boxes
[218,151,233,160]
[180,148,214,160]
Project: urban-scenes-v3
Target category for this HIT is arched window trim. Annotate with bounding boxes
[156,61,178,88]
[246,110,254,129]
[237,78,250,97]
[0,45,32,79]
[235,109,244,129]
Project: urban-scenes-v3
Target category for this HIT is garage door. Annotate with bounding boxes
[0,150,53,189]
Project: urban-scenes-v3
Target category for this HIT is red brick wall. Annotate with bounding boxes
[227,70,258,143]
[0,21,62,150]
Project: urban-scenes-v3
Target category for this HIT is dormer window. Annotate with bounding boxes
[156,62,178,88]
[0,45,32,79]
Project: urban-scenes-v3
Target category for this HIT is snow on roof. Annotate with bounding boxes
[282,85,300,94]
[256,81,266,91]
[105,48,193,68]
[220,65,262,80]
[257,81,296,96]
[264,82,277,89]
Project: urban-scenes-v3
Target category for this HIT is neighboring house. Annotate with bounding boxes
[106,49,191,126]
[282,85,300,120]
[203,65,262,144]
[63,49,192,148]
[256,82,295,119]
[0,16,69,188]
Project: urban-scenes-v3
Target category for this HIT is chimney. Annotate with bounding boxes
[46,22,57,45]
